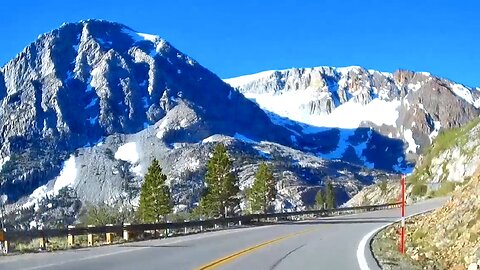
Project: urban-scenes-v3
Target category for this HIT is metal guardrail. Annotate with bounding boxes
[0,202,400,253]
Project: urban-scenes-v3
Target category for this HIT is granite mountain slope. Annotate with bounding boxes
[0,20,294,203]
[225,67,480,170]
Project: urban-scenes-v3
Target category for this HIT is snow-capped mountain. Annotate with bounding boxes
[0,20,393,218]
[1,20,479,224]
[225,66,480,170]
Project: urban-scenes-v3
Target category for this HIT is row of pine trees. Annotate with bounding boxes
[137,144,335,223]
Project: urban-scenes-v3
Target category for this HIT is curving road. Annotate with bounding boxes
[0,197,446,270]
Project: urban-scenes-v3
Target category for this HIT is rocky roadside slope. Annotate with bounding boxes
[347,117,480,206]
[373,169,480,270]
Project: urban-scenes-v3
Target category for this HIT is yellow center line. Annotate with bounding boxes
[195,227,317,270]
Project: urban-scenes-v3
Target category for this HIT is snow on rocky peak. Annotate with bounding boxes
[224,66,480,166]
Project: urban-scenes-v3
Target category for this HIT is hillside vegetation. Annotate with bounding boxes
[408,117,480,197]
[347,117,480,207]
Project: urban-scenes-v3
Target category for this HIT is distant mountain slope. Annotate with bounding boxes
[225,67,480,171]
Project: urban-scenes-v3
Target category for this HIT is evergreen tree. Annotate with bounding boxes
[138,159,172,223]
[325,181,335,209]
[315,189,325,209]
[379,180,388,195]
[247,163,276,213]
[199,144,239,217]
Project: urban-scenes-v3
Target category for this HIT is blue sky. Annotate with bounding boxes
[1,1,479,86]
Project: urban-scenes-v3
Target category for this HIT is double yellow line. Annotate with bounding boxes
[195,228,317,270]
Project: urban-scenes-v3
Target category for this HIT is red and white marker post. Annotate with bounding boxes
[400,174,406,254]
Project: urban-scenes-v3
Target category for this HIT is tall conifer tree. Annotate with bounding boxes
[138,159,172,223]
[199,144,239,217]
[247,163,276,213]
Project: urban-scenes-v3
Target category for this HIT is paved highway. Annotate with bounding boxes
[0,197,446,270]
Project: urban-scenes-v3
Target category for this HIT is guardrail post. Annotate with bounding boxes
[39,230,47,250]
[87,225,95,246]
[106,224,114,244]
[166,221,171,237]
[123,223,131,241]
[67,225,75,247]
[0,228,8,254]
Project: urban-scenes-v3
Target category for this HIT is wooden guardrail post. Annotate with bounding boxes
[0,228,8,254]
[39,230,47,250]
[67,225,75,247]
[106,224,114,244]
[123,223,131,241]
[87,225,95,246]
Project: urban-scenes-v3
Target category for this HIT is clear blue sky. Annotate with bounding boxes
[1,0,479,86]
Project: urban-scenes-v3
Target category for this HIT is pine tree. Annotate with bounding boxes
[199,144,239,217]
[379,180,388,195]
[325,181,335,209]
[315,189,325,209]
[247,163,276,213]
[138,159,172,223]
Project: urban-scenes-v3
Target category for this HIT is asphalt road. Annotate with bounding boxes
[0,197,447,270]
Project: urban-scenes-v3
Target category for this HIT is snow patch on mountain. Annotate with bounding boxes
[245,90,400,130]
[52,155,77,194]
[429,121,442,142]
[450,83,477,107]
[404,129,418,153]
[115,142,139,163]
[23,155,77,210]
[0,156,10,171]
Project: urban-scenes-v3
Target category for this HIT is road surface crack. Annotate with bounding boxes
[269,244,306,270]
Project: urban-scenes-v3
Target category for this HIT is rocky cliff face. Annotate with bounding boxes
[225,67,480,170]
[410,118,480,186]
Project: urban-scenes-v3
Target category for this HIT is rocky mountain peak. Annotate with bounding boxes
[0,20,294,202]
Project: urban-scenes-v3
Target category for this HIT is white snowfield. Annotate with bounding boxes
[114,142,140,164]
[52,155,77,194]
[224,66,480,158]
[245,90,401,131]
[24,155,78,212]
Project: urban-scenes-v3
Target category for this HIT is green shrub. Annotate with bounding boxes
[411,183,428,197]
[432,181,457,197]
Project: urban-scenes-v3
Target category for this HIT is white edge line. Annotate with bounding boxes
[356,209,435,270]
